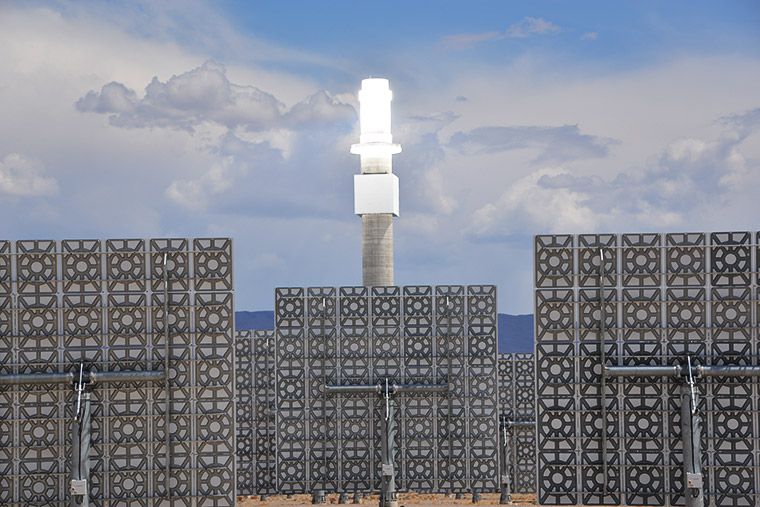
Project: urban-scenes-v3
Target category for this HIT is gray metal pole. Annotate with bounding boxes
[163,251,172,500]
[603,365,681,378]
[0,370,164,385]
[598,248,608,501]
[380,384,398,507]
[0,372,74,385]
[504,420,535,429]
[324,383,448,395]
[498,418,511,504]
[89,370,165,384]
[362,214,394,286]
[391,383,449,394]
[70,392,91,507]
[696,365,760,377]
[325,384,381,395]
[605,365,760,379]
[680,383,704,507]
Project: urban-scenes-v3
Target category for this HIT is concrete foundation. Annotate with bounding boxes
[362,213,394,286]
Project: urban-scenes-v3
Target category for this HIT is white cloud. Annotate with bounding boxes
[581,32,598,41]
[442,31,503,50]
[469,115,760,239]
[505,17,560,38]
[77,61,285,131]
[166,156,240,210]
[472,167,598,237]
[0,154,58,197]
[77,61,355,133]
[448,124,618,163]
[443,17,560,49]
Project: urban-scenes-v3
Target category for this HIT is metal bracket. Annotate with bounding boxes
[70,479,88,495]
[74,362,85,421]
[686,473,703,489]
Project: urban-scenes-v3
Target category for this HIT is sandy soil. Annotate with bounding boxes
[238,493,537,507]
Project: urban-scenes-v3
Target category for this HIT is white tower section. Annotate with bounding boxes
[350,78,401,286]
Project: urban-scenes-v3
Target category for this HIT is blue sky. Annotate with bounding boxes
[1,1,759,313]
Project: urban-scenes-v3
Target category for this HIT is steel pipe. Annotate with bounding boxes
[604,365,681,378]
[89,370,165,384]
[0,370,165,386]
[696,365,760,377]
[324,383,449,395]
[392,383,448,394]
[0,372,75,385]
[503,420,535,429]
[325,384,381,394]
[604,365,760,379]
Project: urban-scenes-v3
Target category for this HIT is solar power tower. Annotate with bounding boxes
[273,285,500,500]
[534,232,760,506]
[0,238,235,506]
[497,353,536,499]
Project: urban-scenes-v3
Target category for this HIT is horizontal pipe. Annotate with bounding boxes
[392,383,449,394]
[0,370,165,386]
[604,365,681,378]
[324,383,449,395]
[503,420,535,429]
[89,370,165,384]
[605,365,760,379]
[325,384,380,394]
[697,365,760,377]
[0,372,74,385]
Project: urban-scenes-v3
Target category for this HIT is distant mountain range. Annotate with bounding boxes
[235,311,534,353]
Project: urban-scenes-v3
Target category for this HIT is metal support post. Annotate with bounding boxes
[312,490,326,504]
[163,251,172,500]
[498,420,534,505]
[498,418,512,504]
[681,360,704,507]
[70,367,91,507]
[598,248,608,499]
[380,380,398,507]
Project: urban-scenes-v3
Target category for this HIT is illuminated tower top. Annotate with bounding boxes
[350,78,401,286]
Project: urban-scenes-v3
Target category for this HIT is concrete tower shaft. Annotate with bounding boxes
[351,78,401,287]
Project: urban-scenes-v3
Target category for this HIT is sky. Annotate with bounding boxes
[1,1,759,314]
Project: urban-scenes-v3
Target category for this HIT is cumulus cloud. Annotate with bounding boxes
[448,124,618,163]
[472,167,598,238]
[469,110,760,239]
[76,82,137,114]
[77,60,356,134]
[506,17,560,38]
[443,17,560,49]
[165,156,240,210]
[0,154,58,197]
[77,61,284,131]
[282,90,355,128]
[76,60,358,213]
